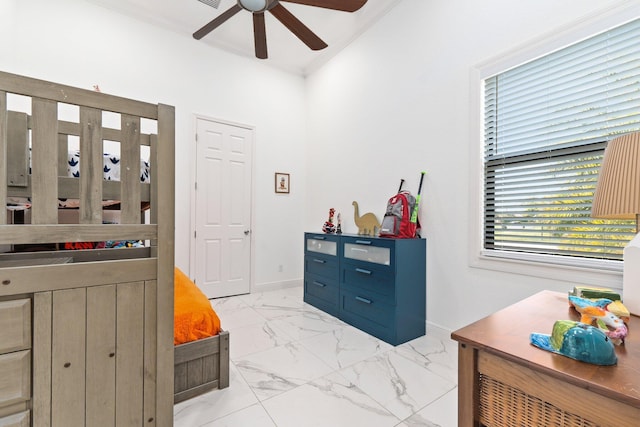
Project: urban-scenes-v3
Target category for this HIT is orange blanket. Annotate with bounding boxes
[174,267,221,345]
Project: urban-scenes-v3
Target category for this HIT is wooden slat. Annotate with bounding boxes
[144,280,158,427]
[457,343,479,427]
[116,281,145,427]
[149,134,158,243]
[0,70,158,119]
[0,246,150,263]
[0,223,157,244]
[57,134,68,177]
[120,114,142,224]
[174,335,220,365]
[155,104,175,427]
[0,257,71,269]
[0,258,157,296]
[51,288,86,427]
[6,111,28,188]
[186,358,204,389]
[86,285,116,427]
[79,107,104,224]
[173,363,187,394]
[218,330,230,388]
[7,177,152,202]
[173,381,219,404]
[32,292,52,427]
[0,91,6,224]
[201,354,217,384]
[31,98,58,224]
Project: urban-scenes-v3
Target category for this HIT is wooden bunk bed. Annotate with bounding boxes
[0,71,227,426]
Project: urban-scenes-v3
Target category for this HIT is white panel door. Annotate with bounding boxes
[195,118,252,298]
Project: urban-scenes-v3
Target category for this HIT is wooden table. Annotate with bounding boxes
[451,290,640,427]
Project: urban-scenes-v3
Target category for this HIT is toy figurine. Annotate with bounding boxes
[322,208,337,233]
[530,320,617,365]
[336,213,342,234]
[568,295,628,345]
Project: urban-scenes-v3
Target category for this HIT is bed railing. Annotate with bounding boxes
[0,70,173,256]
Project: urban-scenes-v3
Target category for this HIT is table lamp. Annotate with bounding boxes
[592,132,640,315]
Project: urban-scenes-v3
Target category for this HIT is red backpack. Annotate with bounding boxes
[379,191,419,238]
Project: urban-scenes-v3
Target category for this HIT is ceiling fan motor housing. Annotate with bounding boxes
[238,0,270,12]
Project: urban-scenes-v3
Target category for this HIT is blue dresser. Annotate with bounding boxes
[304,232,426,345]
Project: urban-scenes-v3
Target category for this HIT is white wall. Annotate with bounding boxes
[0,0,308,291]
[305,0,628,331]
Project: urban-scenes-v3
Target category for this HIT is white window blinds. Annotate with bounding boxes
[483,18,640,261]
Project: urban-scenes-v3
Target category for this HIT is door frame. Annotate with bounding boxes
[189,114,256,295]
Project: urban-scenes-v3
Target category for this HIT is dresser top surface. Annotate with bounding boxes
[451,290,640,408]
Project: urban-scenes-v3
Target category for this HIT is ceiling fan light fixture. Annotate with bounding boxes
[238,0,268,12]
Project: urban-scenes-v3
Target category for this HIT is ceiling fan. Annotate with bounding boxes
[194,0,368,59]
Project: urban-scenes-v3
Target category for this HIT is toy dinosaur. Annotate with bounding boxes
[352,201,380,236]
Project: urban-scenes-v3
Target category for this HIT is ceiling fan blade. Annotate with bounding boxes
[253,13,268,59]
[280,0,367,12]
[193,3,242,40]
[269,3,328,51]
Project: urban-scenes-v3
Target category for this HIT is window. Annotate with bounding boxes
[482,17,640,263]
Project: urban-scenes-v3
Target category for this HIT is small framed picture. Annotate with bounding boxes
[275,172,290,194]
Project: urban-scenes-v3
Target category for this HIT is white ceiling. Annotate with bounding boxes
[85,0,403,75]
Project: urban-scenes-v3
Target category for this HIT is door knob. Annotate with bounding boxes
[244,230,251,235]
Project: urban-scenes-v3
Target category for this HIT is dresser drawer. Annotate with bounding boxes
[0,410,30,427]
[304,255,339,281]
[304,274,339,316]
[304,274,339,304]
[342,236,394,272]
[0,299,31,354]
[0,351,31,408]
[341,264,395,300]
[339,289,395,343]
[305,234,339,257]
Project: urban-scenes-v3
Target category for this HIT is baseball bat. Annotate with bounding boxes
[410,172,426,224]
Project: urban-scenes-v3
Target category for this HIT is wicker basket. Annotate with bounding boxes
[478,374,600,427]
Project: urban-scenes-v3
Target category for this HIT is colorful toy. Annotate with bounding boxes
[568,295,628,345]
[530,320,617,365]
[322,208,336,233]
[569,286,630,321]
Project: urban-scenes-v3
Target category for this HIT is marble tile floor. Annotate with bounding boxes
[174,286,458,427]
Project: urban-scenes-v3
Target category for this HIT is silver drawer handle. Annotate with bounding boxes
[313,259,326,264]
[313,281,326,288]
[313,236,326,240]
[355,268,372,275]
[355,296,372,304]
[355,240,372,245]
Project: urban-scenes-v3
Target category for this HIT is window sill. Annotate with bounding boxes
[470,250,623,290]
